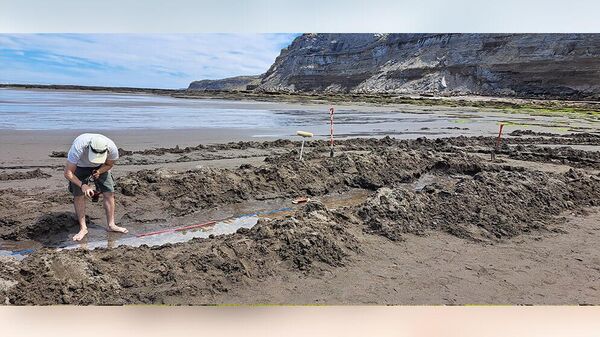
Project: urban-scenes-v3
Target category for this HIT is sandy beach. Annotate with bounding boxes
[1,86,600,305]
[1,99,600,304]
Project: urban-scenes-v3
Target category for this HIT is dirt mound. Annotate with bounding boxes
[0,169,50,181]
[8,164,598,304]
[6,201,359,305]
[270,201,360,271]
[1,212,80,245]
[0,218,21,240]
[6,135,600,245]
[405,134,600,151]
[5,134,600,305]
[117,148,450,216]
[0,257,18,305]
[359,168,600,241]
[510,130,600,139]
[48,151,67,158]
[503,145,600,169]
[510,130,559,137]
[49,140,298,162]
[402,136,600,168]
[116,139,298,157]
[47,135,600,167]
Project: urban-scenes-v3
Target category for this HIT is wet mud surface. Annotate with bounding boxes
[1,132,600,304]
[360,169,600,241]
[0,168,50,181]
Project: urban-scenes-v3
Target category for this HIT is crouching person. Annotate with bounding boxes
[63,133,128,241]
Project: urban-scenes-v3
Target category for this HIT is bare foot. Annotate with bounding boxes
[108,224,128,234]
[73,228,88,241]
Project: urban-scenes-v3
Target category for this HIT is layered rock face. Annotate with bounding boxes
[188,75,261,91]
[256,34,600,99]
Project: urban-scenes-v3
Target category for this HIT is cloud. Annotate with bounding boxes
[0,33,299,88]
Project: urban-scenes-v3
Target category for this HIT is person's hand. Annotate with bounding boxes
[81,184,94,198]
[92,170,100,180]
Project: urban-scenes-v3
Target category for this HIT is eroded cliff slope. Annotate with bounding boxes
[255,33,600,99]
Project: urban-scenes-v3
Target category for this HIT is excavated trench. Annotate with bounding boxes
[0,188,371,259]
[1,135,600,304]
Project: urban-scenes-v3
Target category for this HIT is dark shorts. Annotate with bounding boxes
[68,166,115,196]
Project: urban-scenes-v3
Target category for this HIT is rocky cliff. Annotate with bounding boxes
[255,34,600,100]
[188,75,261,91]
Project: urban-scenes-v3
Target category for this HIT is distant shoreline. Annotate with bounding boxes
[1,83,599,114]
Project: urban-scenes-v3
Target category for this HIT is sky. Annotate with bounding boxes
[0,34,298,88]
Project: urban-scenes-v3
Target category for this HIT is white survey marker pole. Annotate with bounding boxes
[329,106,335,158]
[296,131,313,160]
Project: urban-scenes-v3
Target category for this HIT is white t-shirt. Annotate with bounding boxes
[67,133,119,167]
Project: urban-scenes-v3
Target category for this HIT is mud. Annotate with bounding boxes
[0,168,50,181]
[510,130,600,138]
[6,202,359,305]
[359,168,600,241]
[116,145,439,216]
[2,133,600,304]
[0,256,18,304]
[1,212,83,245]
[48,151,67,158]
[45,134,600,167]
[499,145,600,169]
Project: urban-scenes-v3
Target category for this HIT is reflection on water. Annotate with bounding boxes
[0,189,372,258]
[0,89,291,130]
[60,208,290,251]
[1,89,595,137]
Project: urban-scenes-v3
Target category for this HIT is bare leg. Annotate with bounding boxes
[103,192,128,233]
[73,195,88,241]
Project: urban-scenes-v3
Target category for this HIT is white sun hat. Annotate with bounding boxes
[88,135,109,164]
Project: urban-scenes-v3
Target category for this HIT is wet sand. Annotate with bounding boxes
[2,88,599,167]
[0,128,600,304]
[1,92,600,305]
[0,128,270,165]
[219,209,600,305]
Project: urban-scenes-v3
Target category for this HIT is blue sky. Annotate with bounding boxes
[0,34,299,88]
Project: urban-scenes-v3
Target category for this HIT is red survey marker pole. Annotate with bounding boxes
[495,123,505,149]
[329,107,335,157]
[491,123,505,161]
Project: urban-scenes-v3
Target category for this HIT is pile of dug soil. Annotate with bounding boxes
[5,135,598,244]
[0,257,18,305]
[3,134,600,305]
[0,212,81,245]
[359,168,600,241]
[117,148,444,216]
[7,162,600,304]
[6,201,359,305]
[502,145,600,169]
[49,151,67,158]
[0,169,50,181]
